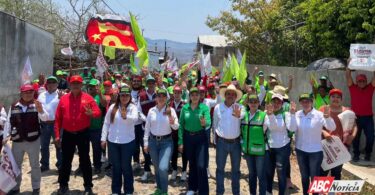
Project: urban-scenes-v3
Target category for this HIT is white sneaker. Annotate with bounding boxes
[181,171,187,181]
[141,171,150,181]
[133,162,141,170]
[186,190,195,195]
[170,170,177,180]
[101,155,107,163]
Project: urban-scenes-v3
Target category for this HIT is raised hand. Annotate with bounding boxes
[232,104,242,118]
[84,104,93,116]
[323,106,330,118]
[58,90,65,99]
[265,104,274,115]
[34,100,43,113]
[290,101,297,114]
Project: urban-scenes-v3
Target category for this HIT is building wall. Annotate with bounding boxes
[0,11,54,106]
[248,64,375,151]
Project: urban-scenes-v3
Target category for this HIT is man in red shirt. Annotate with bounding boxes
[54,75,101,195]
[346,68,375,162]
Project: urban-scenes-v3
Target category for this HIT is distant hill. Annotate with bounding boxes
[146,38,196,64]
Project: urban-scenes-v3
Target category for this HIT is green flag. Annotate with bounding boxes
[222,58,232,82]
[130,54,138,74]
[230,54,239,79]
[130,12,149,68]
[104,46,116,60]
[238,50,247,87]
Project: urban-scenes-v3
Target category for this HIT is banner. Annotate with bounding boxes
[321,136,352,171]
[0,144,20,193]
[349,44,375,71]
[96,45,109,76]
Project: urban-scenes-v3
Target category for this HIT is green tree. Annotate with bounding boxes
[207,0,375,67]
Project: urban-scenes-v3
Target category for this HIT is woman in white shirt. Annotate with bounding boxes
[294,93,336,195]
[265,93,297,195]
[101,86,138,195]
[143,88,179,195]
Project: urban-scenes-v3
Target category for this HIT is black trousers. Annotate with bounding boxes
[58,130,93,188]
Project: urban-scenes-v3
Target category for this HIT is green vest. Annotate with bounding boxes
[241,110,266,155]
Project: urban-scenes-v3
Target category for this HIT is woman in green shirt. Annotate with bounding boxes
[178,87,211,195]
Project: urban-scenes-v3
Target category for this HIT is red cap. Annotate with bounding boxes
[207,83,215,89]
[173,86,182,91]
[115,73,122,77]
[356,74,367,82]
[69,75,83,83]
[20,84,35,92]
[198,85,207,92]
[329,88,343,97]
[132,75,142,81]
[103,80,112,87]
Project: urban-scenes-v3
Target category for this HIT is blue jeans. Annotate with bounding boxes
[184,131,209,195]
[215,137,241,195]
[108,140,135,194]
[149,136,173,194]
[89,130,102,169]
[245,154,266,195]
[266,142,291,195]
[40,123,62,169]
[133,124,151,171]
[296,149,323,195]
[353,115,374,158]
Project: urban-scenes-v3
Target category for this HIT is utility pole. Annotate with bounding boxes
[164,41,168,61]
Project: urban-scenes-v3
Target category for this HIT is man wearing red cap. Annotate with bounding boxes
[54,75,101,194]
[346,68,375,161]
[169,85,188,180]
[2,84,49,195]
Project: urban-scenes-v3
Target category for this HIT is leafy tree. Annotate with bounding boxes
[207,0,375,67]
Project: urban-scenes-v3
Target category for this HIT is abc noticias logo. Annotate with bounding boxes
[308,177,365,193]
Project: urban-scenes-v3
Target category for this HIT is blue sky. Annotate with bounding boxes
[59,0,231,43]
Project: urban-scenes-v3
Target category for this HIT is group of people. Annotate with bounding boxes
[0,63,374,195]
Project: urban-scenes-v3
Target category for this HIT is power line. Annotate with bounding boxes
[101,0,117,14]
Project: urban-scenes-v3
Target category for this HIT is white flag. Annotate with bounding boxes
[0,144,21,193]
[21,56,33,84]
[203,52,212,76]
[236,49,242,63]
[61,46,73,56]
[96,45,108,77]
[167,58,178,71]
[200,47,205,70]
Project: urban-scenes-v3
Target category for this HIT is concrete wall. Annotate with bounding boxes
[248,64,375,152]
[0,11,54,106]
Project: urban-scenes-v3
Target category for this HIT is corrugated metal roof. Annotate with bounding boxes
[198,35,231,47]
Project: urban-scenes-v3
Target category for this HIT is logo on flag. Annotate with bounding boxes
[85,14,138,50]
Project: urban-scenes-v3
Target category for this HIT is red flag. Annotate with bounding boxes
[85,14,138,51]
